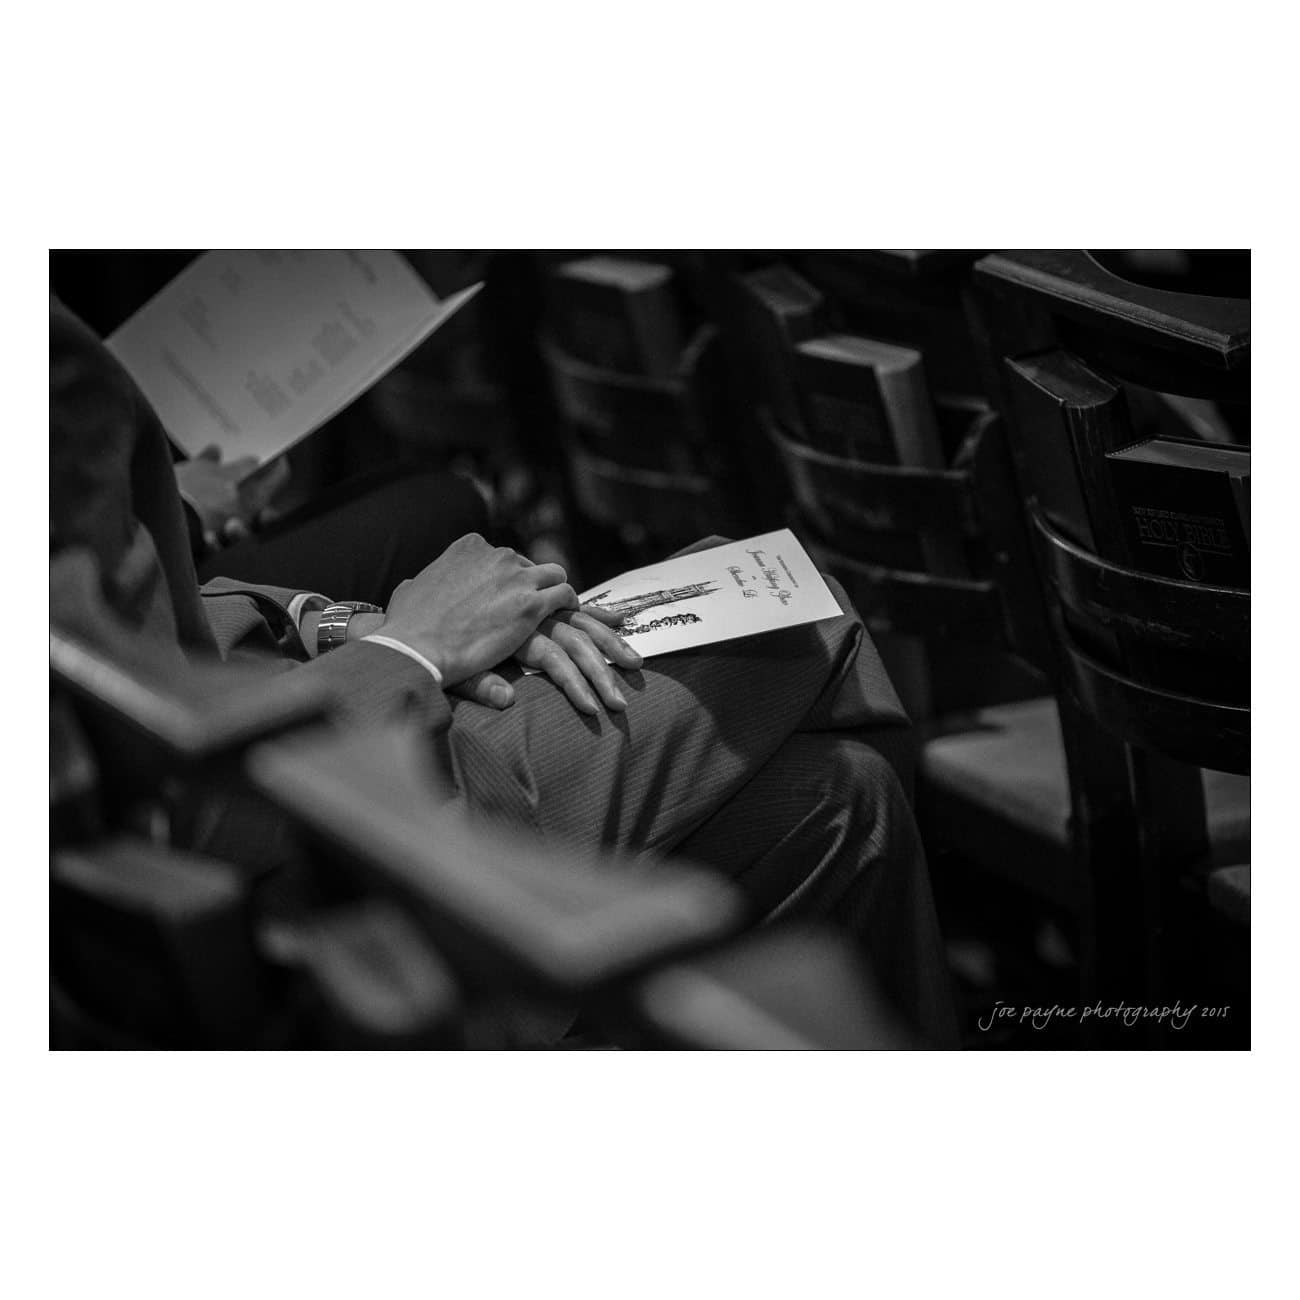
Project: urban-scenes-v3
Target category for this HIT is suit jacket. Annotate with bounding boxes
[49,295,450,731]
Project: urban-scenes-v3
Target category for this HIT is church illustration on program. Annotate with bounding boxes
[586,582,721,623]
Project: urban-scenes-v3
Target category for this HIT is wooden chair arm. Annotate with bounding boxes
[51,625,334,768]
[247,725,748,999]
[630,924,916,1050]
[289,899,463,1048]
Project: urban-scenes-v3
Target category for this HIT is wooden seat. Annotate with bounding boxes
[920,696,1250,900]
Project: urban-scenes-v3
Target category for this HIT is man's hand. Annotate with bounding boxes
[378,534,580,687]
[454,604,644,716]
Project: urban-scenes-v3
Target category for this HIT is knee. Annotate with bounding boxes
[824,742,916,848]
[821,572,864,630]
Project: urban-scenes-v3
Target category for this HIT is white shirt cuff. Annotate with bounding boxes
[288,591,332,634]
[359,634,444,687]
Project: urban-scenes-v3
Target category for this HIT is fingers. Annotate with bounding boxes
[526,636,602,716]
[527,561,571,590]
[550,622,630,712]
[580,602,628,630]
[560,610,642,670]
[450,670,516,710]
[535,581,580,619]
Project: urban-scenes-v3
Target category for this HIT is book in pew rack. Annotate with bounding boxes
[549,256,686,378]
[1105,436,1250,587]
[793,333,946,469]
[790,333,964,576]
[106,250,482,476]
[732,263,828,433]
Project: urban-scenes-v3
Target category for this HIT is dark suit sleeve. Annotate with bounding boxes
[196,578,451,731]
[198,576,316,660]
[295,639,453,732]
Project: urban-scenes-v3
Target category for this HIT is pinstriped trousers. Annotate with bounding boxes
[440,543,959,1045]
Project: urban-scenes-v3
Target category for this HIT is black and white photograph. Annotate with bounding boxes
[48,248,1251,1053]
[26,14,1280,1291]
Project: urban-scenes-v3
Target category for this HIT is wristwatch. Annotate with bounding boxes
[316,601,383,655]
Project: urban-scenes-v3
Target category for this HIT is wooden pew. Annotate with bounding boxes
[539,255,746,563]
[972,251,1249,1040]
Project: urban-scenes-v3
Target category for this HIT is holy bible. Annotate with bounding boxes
[1105,437,1250,587]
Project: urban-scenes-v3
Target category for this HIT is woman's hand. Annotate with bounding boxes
[452,603,643,715]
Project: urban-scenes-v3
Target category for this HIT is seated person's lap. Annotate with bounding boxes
[438,570,911,863]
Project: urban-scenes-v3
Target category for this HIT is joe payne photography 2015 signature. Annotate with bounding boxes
[977,1000,1232,1033]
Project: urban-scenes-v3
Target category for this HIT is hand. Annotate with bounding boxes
[378,533,579,687]
[174,446,288,547]
[454,604,643,716]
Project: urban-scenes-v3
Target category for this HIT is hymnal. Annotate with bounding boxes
[793,334,945,469]
[551,256,685,378]
[733,264,827,431]
[1004,351,1124,553]
[791,335,961,575]
[107,250,481,473]
[1106,437,1250,587]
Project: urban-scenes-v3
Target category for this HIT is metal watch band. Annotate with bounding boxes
[316,601,383,655]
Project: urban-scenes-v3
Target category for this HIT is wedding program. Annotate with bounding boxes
[578,529,843,660]
[108,250,481,471]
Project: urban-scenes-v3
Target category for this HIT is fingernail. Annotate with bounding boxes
[490,685,514,708]
[611,690,627,709]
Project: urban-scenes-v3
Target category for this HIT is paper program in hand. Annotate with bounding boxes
[578,529,842,661]
[108,250,481,472]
